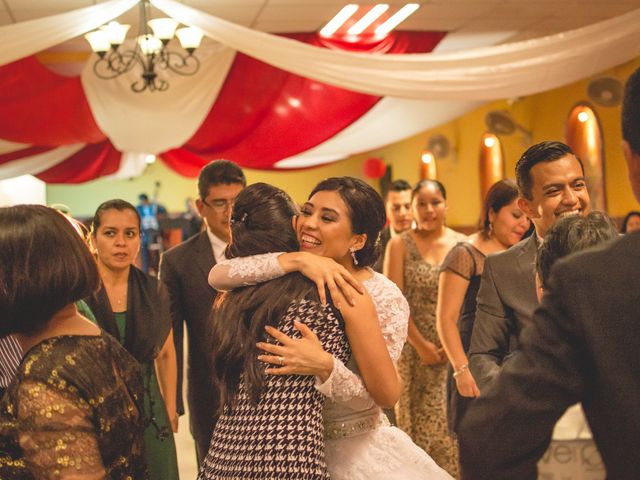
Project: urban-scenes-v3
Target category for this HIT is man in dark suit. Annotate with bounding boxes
[458,67,640,479]
[159,160,246,464]
[373,179,412,273]
[468,141,591,389]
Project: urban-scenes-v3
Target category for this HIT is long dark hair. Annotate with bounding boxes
[211,183,317,411]
[479,179,520,237]
[309,177,386,267]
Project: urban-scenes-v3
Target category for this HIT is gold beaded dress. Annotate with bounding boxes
[0,333,148,479]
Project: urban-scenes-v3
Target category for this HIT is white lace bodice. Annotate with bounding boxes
[318,271,409,429]
[208,253,410,434]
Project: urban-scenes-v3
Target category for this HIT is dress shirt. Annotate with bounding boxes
[0,335,22,390]
[206,229,228,264]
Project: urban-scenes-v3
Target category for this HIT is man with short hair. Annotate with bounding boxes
[374,179,413,273]
[159,160,246,465]
[458,67,640,479]
[468,141,590,389]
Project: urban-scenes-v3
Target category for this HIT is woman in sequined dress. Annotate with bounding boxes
[0,205,147,479]
[209,177,452,480]
[385,180,466,478]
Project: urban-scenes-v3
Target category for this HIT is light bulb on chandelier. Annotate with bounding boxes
[84,0,203,93]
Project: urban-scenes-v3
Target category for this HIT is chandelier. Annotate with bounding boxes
[84,0,203,93]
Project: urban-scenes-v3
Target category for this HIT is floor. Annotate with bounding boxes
[175,406,199,479]
[174,333,200,479]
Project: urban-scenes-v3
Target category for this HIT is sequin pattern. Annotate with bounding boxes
[395,232,460,478]
[0,333,148,479]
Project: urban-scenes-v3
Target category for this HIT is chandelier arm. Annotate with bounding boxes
[107,50,143,75]
[158,50,200,76]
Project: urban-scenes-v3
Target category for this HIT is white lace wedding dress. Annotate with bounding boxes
[209,253,453,480]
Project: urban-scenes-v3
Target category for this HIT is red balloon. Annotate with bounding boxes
[363,157,387,179]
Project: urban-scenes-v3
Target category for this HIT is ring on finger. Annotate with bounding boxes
[279,356,285,366]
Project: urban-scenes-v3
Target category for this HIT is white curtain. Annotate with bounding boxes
[0,0,139,67]
[0,175,46,206]
[152,0,640,101]
[0,144,85,180]
[81,42,236,154]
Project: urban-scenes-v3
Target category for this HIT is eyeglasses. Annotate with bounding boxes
[202,198,235,212]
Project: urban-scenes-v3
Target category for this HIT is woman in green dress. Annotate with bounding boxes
[86,199,180,480]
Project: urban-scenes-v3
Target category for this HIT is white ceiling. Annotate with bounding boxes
[2,0,640,45]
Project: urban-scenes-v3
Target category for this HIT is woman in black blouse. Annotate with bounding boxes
[436,180,531,434]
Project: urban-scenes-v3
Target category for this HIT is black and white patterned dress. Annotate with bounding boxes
[200,297,350,480]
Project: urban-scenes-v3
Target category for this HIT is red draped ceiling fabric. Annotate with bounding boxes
[162,32,444,175]
[0,31,444,183]
[0,56,122,182]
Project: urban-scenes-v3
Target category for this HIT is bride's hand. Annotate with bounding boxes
[280,252,364,307]
[257,321,334,382]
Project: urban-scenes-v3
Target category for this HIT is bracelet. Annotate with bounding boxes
[453,363,469,378]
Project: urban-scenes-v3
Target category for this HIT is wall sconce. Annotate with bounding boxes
[420,151,437,180]
[479,132,504,200]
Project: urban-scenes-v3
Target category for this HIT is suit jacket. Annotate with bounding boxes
[459,232,640,479]
[373,226,392,273]
[158,231,217,452]
[468,235,538,390]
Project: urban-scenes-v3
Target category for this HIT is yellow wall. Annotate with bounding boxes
[47,58,640,223]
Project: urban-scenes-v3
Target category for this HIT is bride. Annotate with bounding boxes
[209,176,453,479]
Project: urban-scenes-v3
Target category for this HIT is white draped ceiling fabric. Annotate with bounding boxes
[81,42,236,154]
[152,0,640,101]
[1,0,640,180]
[0,0,139,67]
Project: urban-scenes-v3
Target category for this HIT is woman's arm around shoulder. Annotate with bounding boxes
[208,252,287,291]
[208,252,362,305]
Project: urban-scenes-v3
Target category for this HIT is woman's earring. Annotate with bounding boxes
[349,247,359,266]
[489,222,494,237]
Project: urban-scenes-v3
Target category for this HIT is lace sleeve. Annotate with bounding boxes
[315,358,376,411]
[375,282,411,363]
[208,252,286,291]
[16,380,106,479]
[315,273,410,408]
[440,242,476,280]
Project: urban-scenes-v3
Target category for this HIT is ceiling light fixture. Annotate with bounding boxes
[320,4,359,37]
[375,3,420,36]
[84,0,203,93]
[348,4,389,36]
